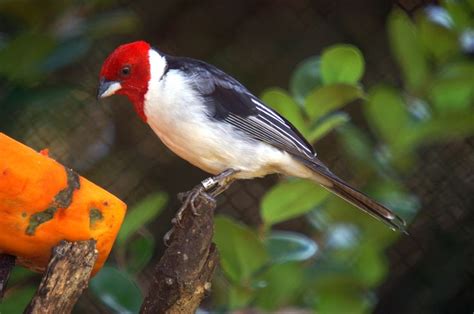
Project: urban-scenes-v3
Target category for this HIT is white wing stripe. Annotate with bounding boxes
[226,115,288,147]
[256,106,284,123]
[250,99,313,155]
[243,118,293,148]
[250,115,313,155]
[251,98,286,123]
[247,120,294,151]
[251,119,304,154]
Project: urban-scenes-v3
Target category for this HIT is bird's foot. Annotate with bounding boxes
[207,168,238,196]
[175,168,238,223]
[163,183,216,247]
[174,185,216,227]
[164,185,216,246]
[210,177,235,197]
[164,169,238,245]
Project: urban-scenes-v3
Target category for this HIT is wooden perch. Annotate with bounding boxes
[140,191,219,314]
[24,240,98,314]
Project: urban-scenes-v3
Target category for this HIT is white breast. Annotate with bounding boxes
[143,49,314,180]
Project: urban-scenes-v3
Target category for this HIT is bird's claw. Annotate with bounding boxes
[163,227,174,247]
[164,188,217,245]
[165,169,237,245]
[174,185,216,227]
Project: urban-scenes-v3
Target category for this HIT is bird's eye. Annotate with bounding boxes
[120,65,131,77]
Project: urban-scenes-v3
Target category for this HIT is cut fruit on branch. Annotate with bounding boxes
[0,133,127,275]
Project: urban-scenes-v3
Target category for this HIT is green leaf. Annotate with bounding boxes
[214,216,268,283]
[424,5,453,28]
[439,61,474,78]
[116,192,167,246]
[429,77,474,112]
[312,265,371,313]
[468,0,474,11]
[364,85,411,144]
[418,15,458,61]
[307,112,350,142]
[261,87,307,132]
[8,266,35,285]
[320,44,365,85]
[254,262,305,310]
[0,285,36,313]
[90,266,142,313]
[313,268,361,291]
[337,124,375,171]
[289,56,322,105]
[305,84,363,120]
[225,286,254,313]
[266,231,318,263]
[317,291,370,314]
[388,9,428,90]
[0,32,55,84]
[261,179,328,226]
[227,285,254,309]
[393,113,474,154]
[311,264,371,313]
[354,244,388,287]
[444,0,472,30]
[125,232,155,274]
[428,63,474,112]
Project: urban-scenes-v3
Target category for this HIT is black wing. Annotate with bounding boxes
[166,56,316,161]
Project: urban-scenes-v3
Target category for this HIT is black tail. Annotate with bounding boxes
[300,158,407,232]
[323,175,407,232]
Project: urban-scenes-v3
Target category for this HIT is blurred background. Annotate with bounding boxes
[1,0,473,313]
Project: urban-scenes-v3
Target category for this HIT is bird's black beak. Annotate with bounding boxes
[97,78,122,100]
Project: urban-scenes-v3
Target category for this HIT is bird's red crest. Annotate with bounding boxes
[99,41,151,121]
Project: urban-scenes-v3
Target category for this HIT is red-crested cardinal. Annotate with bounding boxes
[98,41,406,231]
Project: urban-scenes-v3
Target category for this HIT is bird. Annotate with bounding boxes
[97,40,406,232]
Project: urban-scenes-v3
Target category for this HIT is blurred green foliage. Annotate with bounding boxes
[0,0,138,135]
[1,1,474,313]
[0,1,151,312]
[90,266,142,313]
[211,2,474,313]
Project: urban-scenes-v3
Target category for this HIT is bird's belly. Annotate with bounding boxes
[156,128,228,174]
[147,118,282,177]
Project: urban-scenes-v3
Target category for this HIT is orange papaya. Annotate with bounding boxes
[0,133,126,275]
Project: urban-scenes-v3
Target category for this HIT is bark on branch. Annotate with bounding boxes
[24,240,98,314]
[140,192,219,314]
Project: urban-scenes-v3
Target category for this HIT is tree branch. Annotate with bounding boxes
[24,240,98,314]
[140,191,219,314]
[0,254,16,300]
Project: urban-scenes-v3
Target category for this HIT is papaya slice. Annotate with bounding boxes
[0,133,126,275]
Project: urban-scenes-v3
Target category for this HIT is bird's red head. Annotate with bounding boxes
[98,41,151,121]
